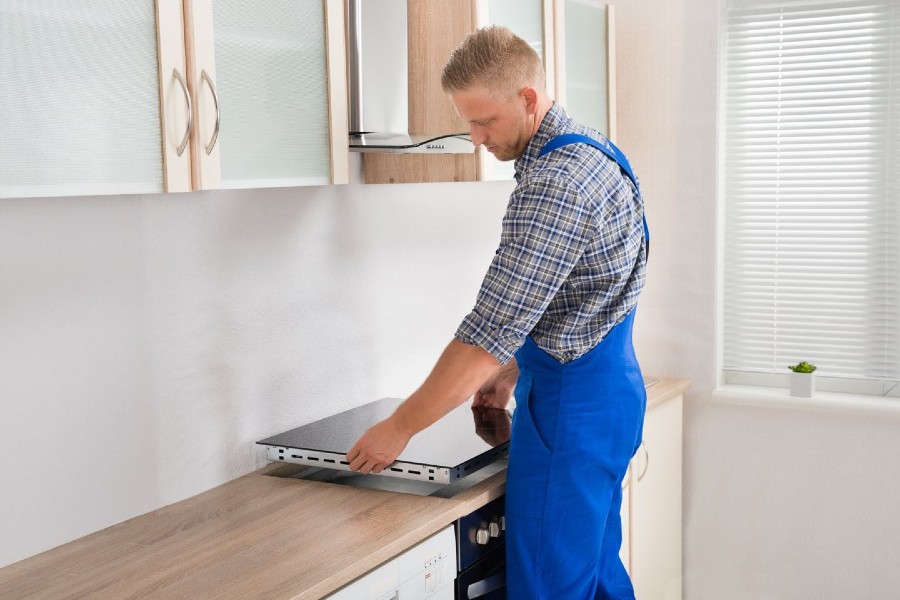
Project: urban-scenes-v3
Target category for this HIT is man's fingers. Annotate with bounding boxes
[349,454,372,473]
[347,446,386,474]
[347,444,367,472]
[355,459,386,474]
[473,391,494,407]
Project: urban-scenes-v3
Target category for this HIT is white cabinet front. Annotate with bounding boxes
[325,525,457,600]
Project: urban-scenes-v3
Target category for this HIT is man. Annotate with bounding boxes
[347,25,647,599]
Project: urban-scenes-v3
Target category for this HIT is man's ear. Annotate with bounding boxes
[520,86,539,115]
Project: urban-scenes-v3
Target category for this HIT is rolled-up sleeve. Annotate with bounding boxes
[455,174,597,364]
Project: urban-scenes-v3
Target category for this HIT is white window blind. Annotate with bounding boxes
[722,0,900,388]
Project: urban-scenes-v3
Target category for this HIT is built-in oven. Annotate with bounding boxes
[455,495,506,599]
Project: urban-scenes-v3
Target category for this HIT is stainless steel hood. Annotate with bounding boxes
[347,0,474,154]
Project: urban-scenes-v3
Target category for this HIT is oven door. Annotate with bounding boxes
[455,546,505,599]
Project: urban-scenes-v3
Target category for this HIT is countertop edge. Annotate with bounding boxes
[646,378,691,410]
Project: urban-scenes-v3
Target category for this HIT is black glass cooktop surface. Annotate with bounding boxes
[257,397,510,484]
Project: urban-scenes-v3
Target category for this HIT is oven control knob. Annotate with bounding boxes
[488,522,501,538]
[500,516,506,531]
[476,528,490,545]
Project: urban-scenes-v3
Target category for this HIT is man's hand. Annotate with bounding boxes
[345,339,501,474]
[473,358,519,409]
[472,406,512,447]
[346,416,412,474]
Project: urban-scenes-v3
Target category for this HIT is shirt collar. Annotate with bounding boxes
[514,102,571,181]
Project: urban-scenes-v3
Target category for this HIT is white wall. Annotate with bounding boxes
[615,0,900,598]
[693,390,900,599]
[0,177,512,568]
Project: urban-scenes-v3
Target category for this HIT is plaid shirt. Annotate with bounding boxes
[455,103,646,364]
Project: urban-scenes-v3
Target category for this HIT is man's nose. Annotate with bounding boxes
[469,127,487,147]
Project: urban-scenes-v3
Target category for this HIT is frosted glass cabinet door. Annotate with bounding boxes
[483,0,545,58]
[479,0,546,181]
[557,0,615,139]
[0,1,182,198]
[198,0,341,189]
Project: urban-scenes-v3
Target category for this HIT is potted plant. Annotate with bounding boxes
[788,361,817,397]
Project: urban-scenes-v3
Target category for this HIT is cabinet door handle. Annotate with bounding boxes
[172,68,193,157]
[201,69,220,155]
[637,442,650,482]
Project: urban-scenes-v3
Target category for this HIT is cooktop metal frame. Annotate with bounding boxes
[262,444,507,484]
[257,397,510,485]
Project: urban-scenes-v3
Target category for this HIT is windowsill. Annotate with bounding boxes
[713,384,900,417]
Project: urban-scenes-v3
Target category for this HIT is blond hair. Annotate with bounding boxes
[441,26,545,99]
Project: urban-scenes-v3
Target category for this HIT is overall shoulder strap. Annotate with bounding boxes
[539,133,639,191]
[539,133,649,255]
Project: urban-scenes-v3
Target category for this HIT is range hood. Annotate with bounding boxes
[349,132,475,154]
[347,0,474,154]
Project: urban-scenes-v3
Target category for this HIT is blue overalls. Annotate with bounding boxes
[505,134,647,600]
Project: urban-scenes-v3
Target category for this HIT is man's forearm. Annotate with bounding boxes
[392,338,501,436]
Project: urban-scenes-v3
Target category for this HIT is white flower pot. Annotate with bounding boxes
[790,372,815,397]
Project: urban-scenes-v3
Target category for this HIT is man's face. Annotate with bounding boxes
[449,87,535,162]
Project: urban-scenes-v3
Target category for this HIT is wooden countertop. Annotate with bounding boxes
[0,379,690,600]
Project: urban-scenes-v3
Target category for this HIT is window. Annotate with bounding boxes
[721,0,900,394]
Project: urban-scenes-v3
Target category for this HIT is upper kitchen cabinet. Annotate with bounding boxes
[361,0,545,185]
[0,0,191,198]
[360,0,478,185]
[482,0,615,181]
[0,0,347,200]
[186,0,348,189]
[361,0,614,184]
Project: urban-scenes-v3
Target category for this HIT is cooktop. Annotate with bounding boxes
[257,397,511,484]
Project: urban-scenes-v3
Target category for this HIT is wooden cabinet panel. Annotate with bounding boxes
[157,0,193,193]
[407,0,476,134]
[364,153,477,184]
